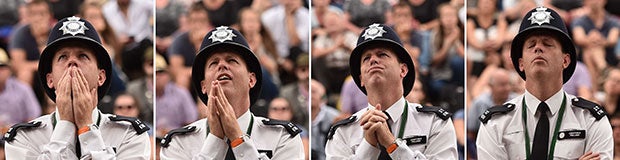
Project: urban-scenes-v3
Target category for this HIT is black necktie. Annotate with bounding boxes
[225,140,236,160]
[531,102,550,160]
[378,111,393,160]
[76,137,81,158]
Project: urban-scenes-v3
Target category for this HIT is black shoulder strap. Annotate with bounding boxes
[327,116,357,140]
[572,97,606,120]
[160,126,197,148]
[262,119,302,137]
[3,121,42,142]
[417,106,452,120]
[108,115,150,134]
[479,103,516,123]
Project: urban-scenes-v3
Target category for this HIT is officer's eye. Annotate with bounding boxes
[79,54,90,60]
[57,55,67,61]
[227,58,239,64]
[362,56,370,62]
[208,61,218,67]
[527,43,535,49]
[379,52,389,57]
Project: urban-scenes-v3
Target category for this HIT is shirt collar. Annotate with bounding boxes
[237,110,252,134]
[524,89,564,116]
[368,97,407,123]
[54,108,101,125]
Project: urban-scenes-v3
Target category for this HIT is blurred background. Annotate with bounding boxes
[310,0,465,159]
[0,0,154,159]
[464,0,620,159]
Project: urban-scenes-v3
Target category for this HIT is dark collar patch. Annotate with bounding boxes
[557,130,585,140]
[258,150,273,158]
[403,135,427,145]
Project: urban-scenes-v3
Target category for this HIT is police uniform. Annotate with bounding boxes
[3,16,151,159]
[476,7,613,159]
[159,26,304,159]
[325,23,458,159]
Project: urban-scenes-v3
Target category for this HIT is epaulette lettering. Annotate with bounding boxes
[262,119,302,137]
[479,103,516,123]
[572,97,606,120]
[327,116,357,140]
[160,126,197,148]
[3,121,41,142]
[417,106,452,120]
[109,115,150,134]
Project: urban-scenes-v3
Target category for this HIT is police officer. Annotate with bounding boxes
[3,16,151,159]
[325,23,458,159]
[160,26,304,159]
[477,7,613,159]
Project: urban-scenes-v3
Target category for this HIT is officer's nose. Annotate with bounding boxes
[216,62,229,71]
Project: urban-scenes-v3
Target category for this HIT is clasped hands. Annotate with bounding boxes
[204,81,243,140]
[360,104,396,148]
[56,66,98,129]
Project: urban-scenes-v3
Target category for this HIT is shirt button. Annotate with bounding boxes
[239,153,244,157]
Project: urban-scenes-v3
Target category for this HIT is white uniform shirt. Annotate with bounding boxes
[5,109,151,159]
[325,97,458,160]
[160,111,304,159]
[477,89,614,159]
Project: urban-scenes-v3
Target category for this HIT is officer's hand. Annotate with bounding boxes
[375,120,396,147]
[579,151,600,160]
[213,81,243,140]
[56,67,75,123]
[72,67,96,128]
[360,104,388,147]
[205,81,224,139]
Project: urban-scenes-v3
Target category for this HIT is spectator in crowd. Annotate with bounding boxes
[599,67,620,115]
[280,54,309,129]
[155,0,187,53]
[113,92,153,135]
[342,0,391,34]
[391,2,423,76]
[261,0,310,67]
[339,75,368,115]
[238,8,281,81]
[611,113,620,159]
[126,50,155,124]
[49,0,82,21]
[155,51,197,138]
[572,0,619,91]
[9,0,53,86]
[268,97,310,160]
[429,3,464,95]
[168,2,212,89]
[0,48,41,133]
[200,0,239,27]
[466,0,506,79]
[310,79,340,160]
[310,0,342,30]
[405,78,427,105]
[312,10,357,98]
[406,0,444,31]
[563,61,594,100]
[453,109,465,160]
[0,0,21,50]
[80,1,122,64]
[102,0,153,44]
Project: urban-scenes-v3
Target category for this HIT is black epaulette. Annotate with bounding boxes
[109,115,150,134]
[3,121,42,142]
[262,119,302,137]
[417,106,452,120]
[572,97,606,120]
[160,126,197,148]
[327,116,357,140]
[479,103,516,123]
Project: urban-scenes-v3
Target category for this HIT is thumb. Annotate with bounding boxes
[376,103,382,110]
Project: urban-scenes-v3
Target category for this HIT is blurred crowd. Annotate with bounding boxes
[465,0,620,159]
[153,0,310,159]
[310,0,466,159]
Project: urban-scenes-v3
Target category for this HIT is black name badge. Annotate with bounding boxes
[557,130,586,140]
[258,150,273,158]
[404,135,427,145]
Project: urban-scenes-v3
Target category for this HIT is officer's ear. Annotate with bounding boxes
[562,53,570,69]
[359,74,365,87]
[248,72,256,88]
[46,73,54,89]
[97,69,106,87]
[400,63,408,78]
[201,80,208,94]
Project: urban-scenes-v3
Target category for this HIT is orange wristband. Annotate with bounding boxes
[386,142,398,154]
[78,126,90,135]
[230,136,245,148]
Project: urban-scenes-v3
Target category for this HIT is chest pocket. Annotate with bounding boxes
[553,129,586,159]
[503,130,526,160]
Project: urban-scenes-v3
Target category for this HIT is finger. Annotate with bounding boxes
[359,109,373,126]
[376,104,382,110]
[362,121,375,130]
[369,116,387,124]
[216,81,231,110]
[77,68,90,91]
[367,122,382,132]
